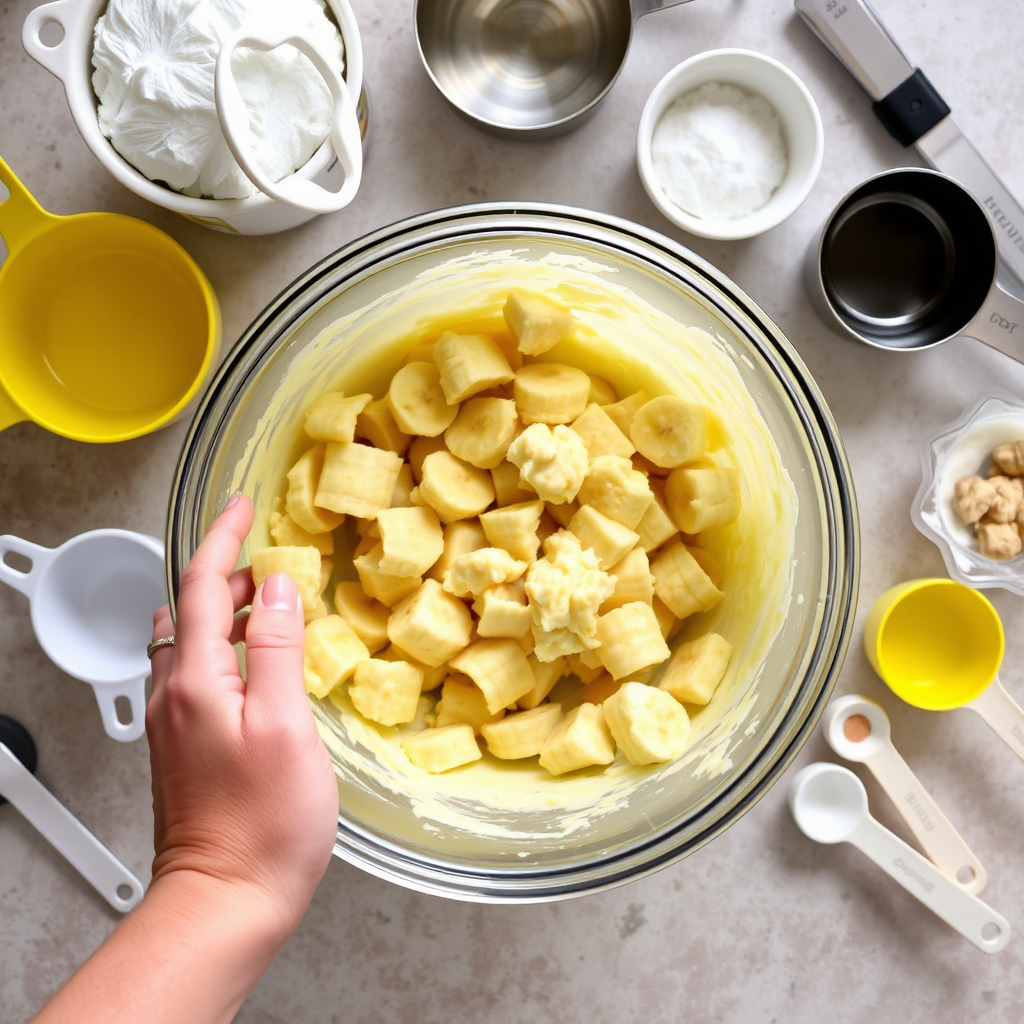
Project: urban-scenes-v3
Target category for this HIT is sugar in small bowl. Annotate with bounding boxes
[637,49,823,241]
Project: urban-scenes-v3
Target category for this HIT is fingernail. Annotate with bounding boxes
[223,493,241,511]
[262,572,299,611]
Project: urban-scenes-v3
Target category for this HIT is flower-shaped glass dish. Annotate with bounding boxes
[912,391,1024,595]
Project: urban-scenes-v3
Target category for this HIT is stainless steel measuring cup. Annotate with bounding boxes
[415,0,695,137]
[806,168,1024,362]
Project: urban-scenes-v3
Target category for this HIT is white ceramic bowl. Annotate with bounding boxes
[637,49,823,241]
[912,390,1024,596]
[22,0,366,235]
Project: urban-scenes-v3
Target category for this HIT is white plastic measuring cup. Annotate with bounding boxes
[0,718,143,913]
[789,762,1009,954]
[823,694,986,893]
[0,530,166,742]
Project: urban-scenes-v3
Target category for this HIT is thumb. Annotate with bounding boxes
[244,573,307,721]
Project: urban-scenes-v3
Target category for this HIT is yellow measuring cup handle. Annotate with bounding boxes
[0,386,27,432]
[0,154,57,253]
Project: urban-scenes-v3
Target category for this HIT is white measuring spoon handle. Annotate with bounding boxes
[863,744,986,892]
[967,677,1024,762]
[0,743,144,913]
[849,814,1009,953]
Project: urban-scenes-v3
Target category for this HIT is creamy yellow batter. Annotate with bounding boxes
[230,249,798,847]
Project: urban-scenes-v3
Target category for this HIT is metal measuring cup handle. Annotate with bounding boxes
[214,9,364,215]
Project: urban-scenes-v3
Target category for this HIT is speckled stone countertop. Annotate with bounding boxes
[3,1,1024,1020]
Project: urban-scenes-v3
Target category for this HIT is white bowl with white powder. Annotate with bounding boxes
[637,49,823,240]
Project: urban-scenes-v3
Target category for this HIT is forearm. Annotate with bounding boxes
[32,871,293,1024]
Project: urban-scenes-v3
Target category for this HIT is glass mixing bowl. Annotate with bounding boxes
[168,204,858,902]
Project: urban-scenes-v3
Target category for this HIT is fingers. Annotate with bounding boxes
[242,573,307,725]
[150,606,176,685]
[173,495,254,679]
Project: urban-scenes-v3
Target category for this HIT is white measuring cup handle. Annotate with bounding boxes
[0,534,54,599]
[93,677,149,744]
[966,677,1024,762]
[20,0,85,84]
[0,743,144,913]
[849,814,1009,953]
[862,743,987,893]
[214,18,363,215]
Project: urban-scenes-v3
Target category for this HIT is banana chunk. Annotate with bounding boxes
[285,445,345,534]
[577,455,654,530]
[602,682,691,765]
[629,395,707,468]
[650,540,725,619]
[269,510,334,556]
[443,547,527,598]
[316,441,404,519]
[571,402,636,459]
[434,331,515,403]
[402,724,482,773]
[444,396,519,469]
[665,465,742,534]
[387,578,474,667]
[352,543,422,607]
[481,703,563,759]
[349,657,424,726]
[595,601,671,680]
[503,288,575,356]
[356,398,412,455]
[449,638,536,714]
[251,545,322,616]
[514,362,591,424]
[479,499,545,562]
[538,703,616,775]
[568,504,640,571]
[333,581,390,653]
[376,505,445,577]
[304,391,373,443]
[434,675,505,731]
[418,450,496,522]
[387,361,460,437]
[302,614,369,699]
[472,580,532,639]
[507,422,589,504]
[659,632,732,706]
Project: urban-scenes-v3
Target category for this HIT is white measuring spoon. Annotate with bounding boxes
[0,718,143,913]
[823,694,986,893]
[789,762,1009,953]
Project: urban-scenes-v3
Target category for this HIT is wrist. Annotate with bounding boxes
[145,868,299,952]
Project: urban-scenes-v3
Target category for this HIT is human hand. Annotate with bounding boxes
[146,495,338,937]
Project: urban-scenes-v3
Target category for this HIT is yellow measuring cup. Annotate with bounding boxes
[0,155,220,442]
[864,578,1024,762]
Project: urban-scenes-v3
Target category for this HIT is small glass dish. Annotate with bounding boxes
[912,390,1024,596]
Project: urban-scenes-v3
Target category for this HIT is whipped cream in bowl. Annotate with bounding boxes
[23,0,366,233]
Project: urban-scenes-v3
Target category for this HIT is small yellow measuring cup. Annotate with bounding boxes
[864,578,1024,763]
[0,155,220,442]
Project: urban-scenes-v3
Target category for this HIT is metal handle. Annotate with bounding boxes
[0,743,144,912]
[631,0,697,20]
[793,0,913,100]
[964,282,1024,364]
